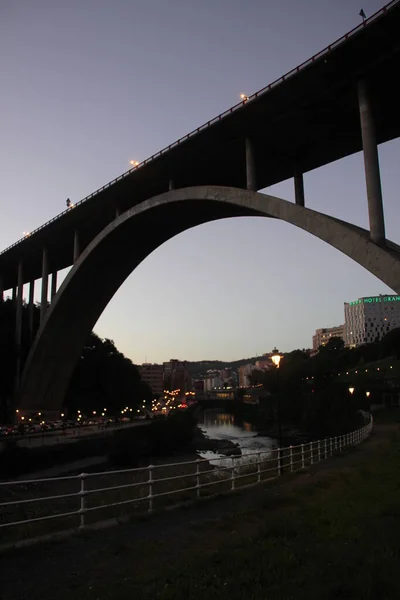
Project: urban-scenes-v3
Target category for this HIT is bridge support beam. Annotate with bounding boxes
[73,230,80,263]
[245,138,257,191]
[358,79,385,245]
[15,260,24,394]
[28,280,35,342]
[40,248,49,324]
[294,173,305,207]
[51,271,57,301]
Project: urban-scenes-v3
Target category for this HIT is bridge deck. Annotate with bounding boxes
[1,0,400,288]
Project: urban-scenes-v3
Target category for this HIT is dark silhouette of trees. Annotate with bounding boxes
[0,299,150,422]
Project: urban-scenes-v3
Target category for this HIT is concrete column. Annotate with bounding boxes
[40,247,49,324]
[245,138,257,191]
[15,260,24,394]
[294,173,305,207]
[169,179,174,191]
[28,280,35,342]
[358,79,385,245]
[73,230,80,263]
[51,271,57,300]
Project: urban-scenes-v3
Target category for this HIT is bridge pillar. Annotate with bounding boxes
[15,260,24,394]
[73,230,80,263]
[28,280,35,342]
[245,138,257,191]
[294,173,305,207]
[358,80,385,245]
[51,271,57,300]
[40,247,49,324]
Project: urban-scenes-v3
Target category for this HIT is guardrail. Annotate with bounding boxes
[0,416,373,546]
[0,0,397,258]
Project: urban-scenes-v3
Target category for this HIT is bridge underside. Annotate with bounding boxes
[18,186,400,414]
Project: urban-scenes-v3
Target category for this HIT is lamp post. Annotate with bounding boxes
[271,348,283,450]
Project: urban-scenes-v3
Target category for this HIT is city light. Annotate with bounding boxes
[240,94,249,102]
[348,387,355,395]
[129,160,139,167]
[93,411,96,415]
[61,413,65,417]
[23,231,31,237]
[270,348,283,368]
[16,409,19,413]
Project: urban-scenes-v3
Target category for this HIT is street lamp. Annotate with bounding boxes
[348,387,355,395]
[270,348,284,453]
[240,93,249,102]
[365,391,371,398]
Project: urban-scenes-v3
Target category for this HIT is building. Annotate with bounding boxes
[163,359,192,395]
[139,363,164,397]
[203,375,223,392]
[312,325,345,353]
[344,294,400,347]
[238,364,255,387]
[255,355,273,370]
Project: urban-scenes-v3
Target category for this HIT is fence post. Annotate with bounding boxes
[79,473,87,529]
[318,440,321,462]
[290,446,293,472]
[330,438,333,456]
[148,465,153,513]
[231,457,236,491]
[310,441,314,465]
[257,452,261,483]
[278,447,282,476]
[301,444,305,468]
[196,459,200,499]
[324,439,327,459]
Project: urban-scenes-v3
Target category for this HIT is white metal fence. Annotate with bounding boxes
[0,416,373,546]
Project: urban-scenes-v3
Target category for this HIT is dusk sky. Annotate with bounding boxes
[1,0,398,364]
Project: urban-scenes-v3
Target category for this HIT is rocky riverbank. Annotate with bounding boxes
[194,428,242,456]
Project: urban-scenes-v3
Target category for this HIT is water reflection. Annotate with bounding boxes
[198,409,275,467]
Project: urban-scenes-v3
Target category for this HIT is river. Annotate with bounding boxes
[198,408,276,467]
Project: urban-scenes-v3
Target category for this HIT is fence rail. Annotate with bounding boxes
[0,416,373,546]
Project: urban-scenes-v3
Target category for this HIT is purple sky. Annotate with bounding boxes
[1,0,398,363]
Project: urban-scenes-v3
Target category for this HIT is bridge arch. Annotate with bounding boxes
[19,186,400,413]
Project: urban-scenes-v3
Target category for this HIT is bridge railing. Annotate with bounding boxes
[0,415,373,547]
[1,0,397,258]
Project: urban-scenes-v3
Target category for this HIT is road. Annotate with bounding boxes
[4,421,147,448]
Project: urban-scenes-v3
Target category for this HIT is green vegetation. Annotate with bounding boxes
[109,410,198,466]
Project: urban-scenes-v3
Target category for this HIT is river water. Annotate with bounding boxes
[198,409,276,467]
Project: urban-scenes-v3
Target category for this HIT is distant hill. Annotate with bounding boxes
[187,356,267,377]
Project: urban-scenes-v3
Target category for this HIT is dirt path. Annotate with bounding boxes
[0,424,396,600]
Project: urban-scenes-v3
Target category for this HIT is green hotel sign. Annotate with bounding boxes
[349,296,400,306]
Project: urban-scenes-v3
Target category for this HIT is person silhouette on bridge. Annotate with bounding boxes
[66,198,71,208]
